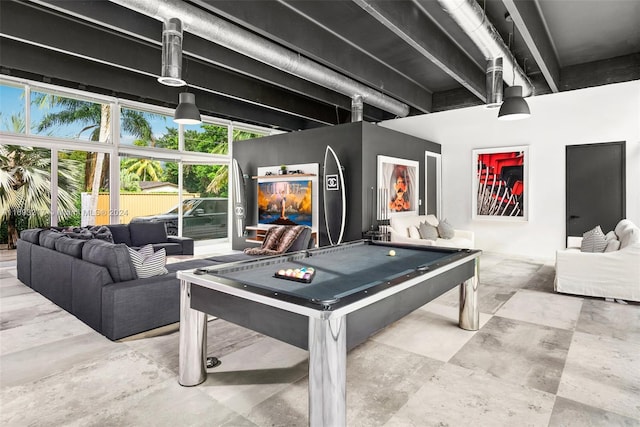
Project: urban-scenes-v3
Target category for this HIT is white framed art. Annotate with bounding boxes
[377,155,419,219]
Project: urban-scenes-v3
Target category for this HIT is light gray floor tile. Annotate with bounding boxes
[495,289,584,330]
[385,363,555,427]
[450,316,573,394]
[557,331,640,420]
[523,264,557,293]
[68,377,257,427]
[372,302,490,361]
[199,336,309,416]
[1,346,174,426]
[576,299,640,344]
[0,332,118,387]
[549,396,640,427]
[1,309,95,355]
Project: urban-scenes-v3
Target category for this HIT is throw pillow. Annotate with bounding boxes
[128,245,168,279]
[437,218,455,239]
[580,226,607,253]
[605,230,616,242]
[408,226,421,239]
[604,239,620,252]
[418,221,439,240]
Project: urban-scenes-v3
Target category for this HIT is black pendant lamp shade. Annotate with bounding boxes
[174,92,202,124]
[498,85,530,121]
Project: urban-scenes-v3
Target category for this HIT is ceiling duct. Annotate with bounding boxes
[437,0,533,97]
[108,0,410,118]
[157,18,186,86]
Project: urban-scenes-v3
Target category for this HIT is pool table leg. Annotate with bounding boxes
[179,280,208,386]
[459,258,480,331]
[308,315,347,427]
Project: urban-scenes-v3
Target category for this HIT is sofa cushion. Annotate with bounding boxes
[55,236,86,258]
[82,239,138,282]
[129,222,168,246]
[580,226,607,253]
[107,224,132,246]
[437,219,455,239]
[20,228,43,244]
[619,226,639,249]
[408,226,421,239]
[419,221,439,240]
[604,239,621,252]
[128,245,168,279]
[287,227,312,252]
[40,230,65,249]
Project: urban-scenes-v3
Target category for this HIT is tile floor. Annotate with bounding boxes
[1,249,639,426]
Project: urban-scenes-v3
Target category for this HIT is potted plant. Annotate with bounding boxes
[279,164,287,175]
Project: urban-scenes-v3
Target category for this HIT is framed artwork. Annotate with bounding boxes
[472,145,529,221]
[377,155,419,219]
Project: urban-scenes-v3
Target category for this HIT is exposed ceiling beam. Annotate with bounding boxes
[17,0,391,123]
[502,0,560,92]
[353,0,486,102]
[191,0,433,113]
[0,38,327,131]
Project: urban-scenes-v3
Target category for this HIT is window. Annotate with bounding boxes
[30,90,110,142]
[0,83,26,133]
[120,107,172,147]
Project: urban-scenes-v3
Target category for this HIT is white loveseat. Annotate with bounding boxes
[388,214,474,249]
[554,219,640,302]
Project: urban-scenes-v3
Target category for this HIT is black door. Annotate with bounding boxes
[566,141,625,245]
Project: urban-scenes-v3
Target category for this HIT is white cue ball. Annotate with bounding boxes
[388,250,396,257]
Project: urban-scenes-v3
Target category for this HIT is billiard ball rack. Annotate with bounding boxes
[274,267,316,283]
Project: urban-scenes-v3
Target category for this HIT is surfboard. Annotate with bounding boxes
[231,158,246,238]
[323,145,346,245]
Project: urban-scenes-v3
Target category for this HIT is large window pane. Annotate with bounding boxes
[0,83,26,133]
[30,90,111,142]
[181,123,229,154]
[120,107,172,147]
[233,128,268,142]
[181,163,228,240]
[58,150,111,227]
[0,145,51,248]
[120,154,180,231]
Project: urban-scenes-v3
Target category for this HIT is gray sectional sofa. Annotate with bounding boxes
[16,222,209,340]
[16,224,314,341]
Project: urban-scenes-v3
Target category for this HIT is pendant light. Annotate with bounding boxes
[498,15,530,120]
[174,91,201,124]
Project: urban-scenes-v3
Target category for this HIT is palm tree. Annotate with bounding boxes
[34,95,155,224]
[0,144,80,248]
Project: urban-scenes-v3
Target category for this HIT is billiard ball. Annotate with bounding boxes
[278,269,286,276]
[388,250,396,257]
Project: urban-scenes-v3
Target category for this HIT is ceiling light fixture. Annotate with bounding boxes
[174,92,201,124]
[498,14,530,120]
[158,18,186,87]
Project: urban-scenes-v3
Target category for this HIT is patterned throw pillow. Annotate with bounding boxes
[418,221,439,240]
[580,226,607,253]
[437,218,455,239]
[128,244,168,279]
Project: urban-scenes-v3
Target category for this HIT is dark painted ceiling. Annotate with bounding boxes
[1,0,639,132]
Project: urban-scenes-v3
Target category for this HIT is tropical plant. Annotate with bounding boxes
[33,94,156,224]
[0,144,81,248]
[120,170,142,192]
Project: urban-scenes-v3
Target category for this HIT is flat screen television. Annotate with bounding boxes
[257,180,312,227]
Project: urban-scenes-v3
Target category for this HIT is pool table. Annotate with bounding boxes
[177,240,481,427]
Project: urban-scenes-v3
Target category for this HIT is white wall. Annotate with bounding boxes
[380,81,640,260]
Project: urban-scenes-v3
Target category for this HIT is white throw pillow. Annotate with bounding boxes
[580,226,607,253]
[605,230,616,241]
[408,226,421,239]
[128,245,168,278]
[619,226,639,249]
[604,239,620,252]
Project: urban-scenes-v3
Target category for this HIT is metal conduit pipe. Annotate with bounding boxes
[437,0,533,97]
[108,0,410,118]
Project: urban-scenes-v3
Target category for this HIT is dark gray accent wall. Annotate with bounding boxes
[232,122,440,250]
